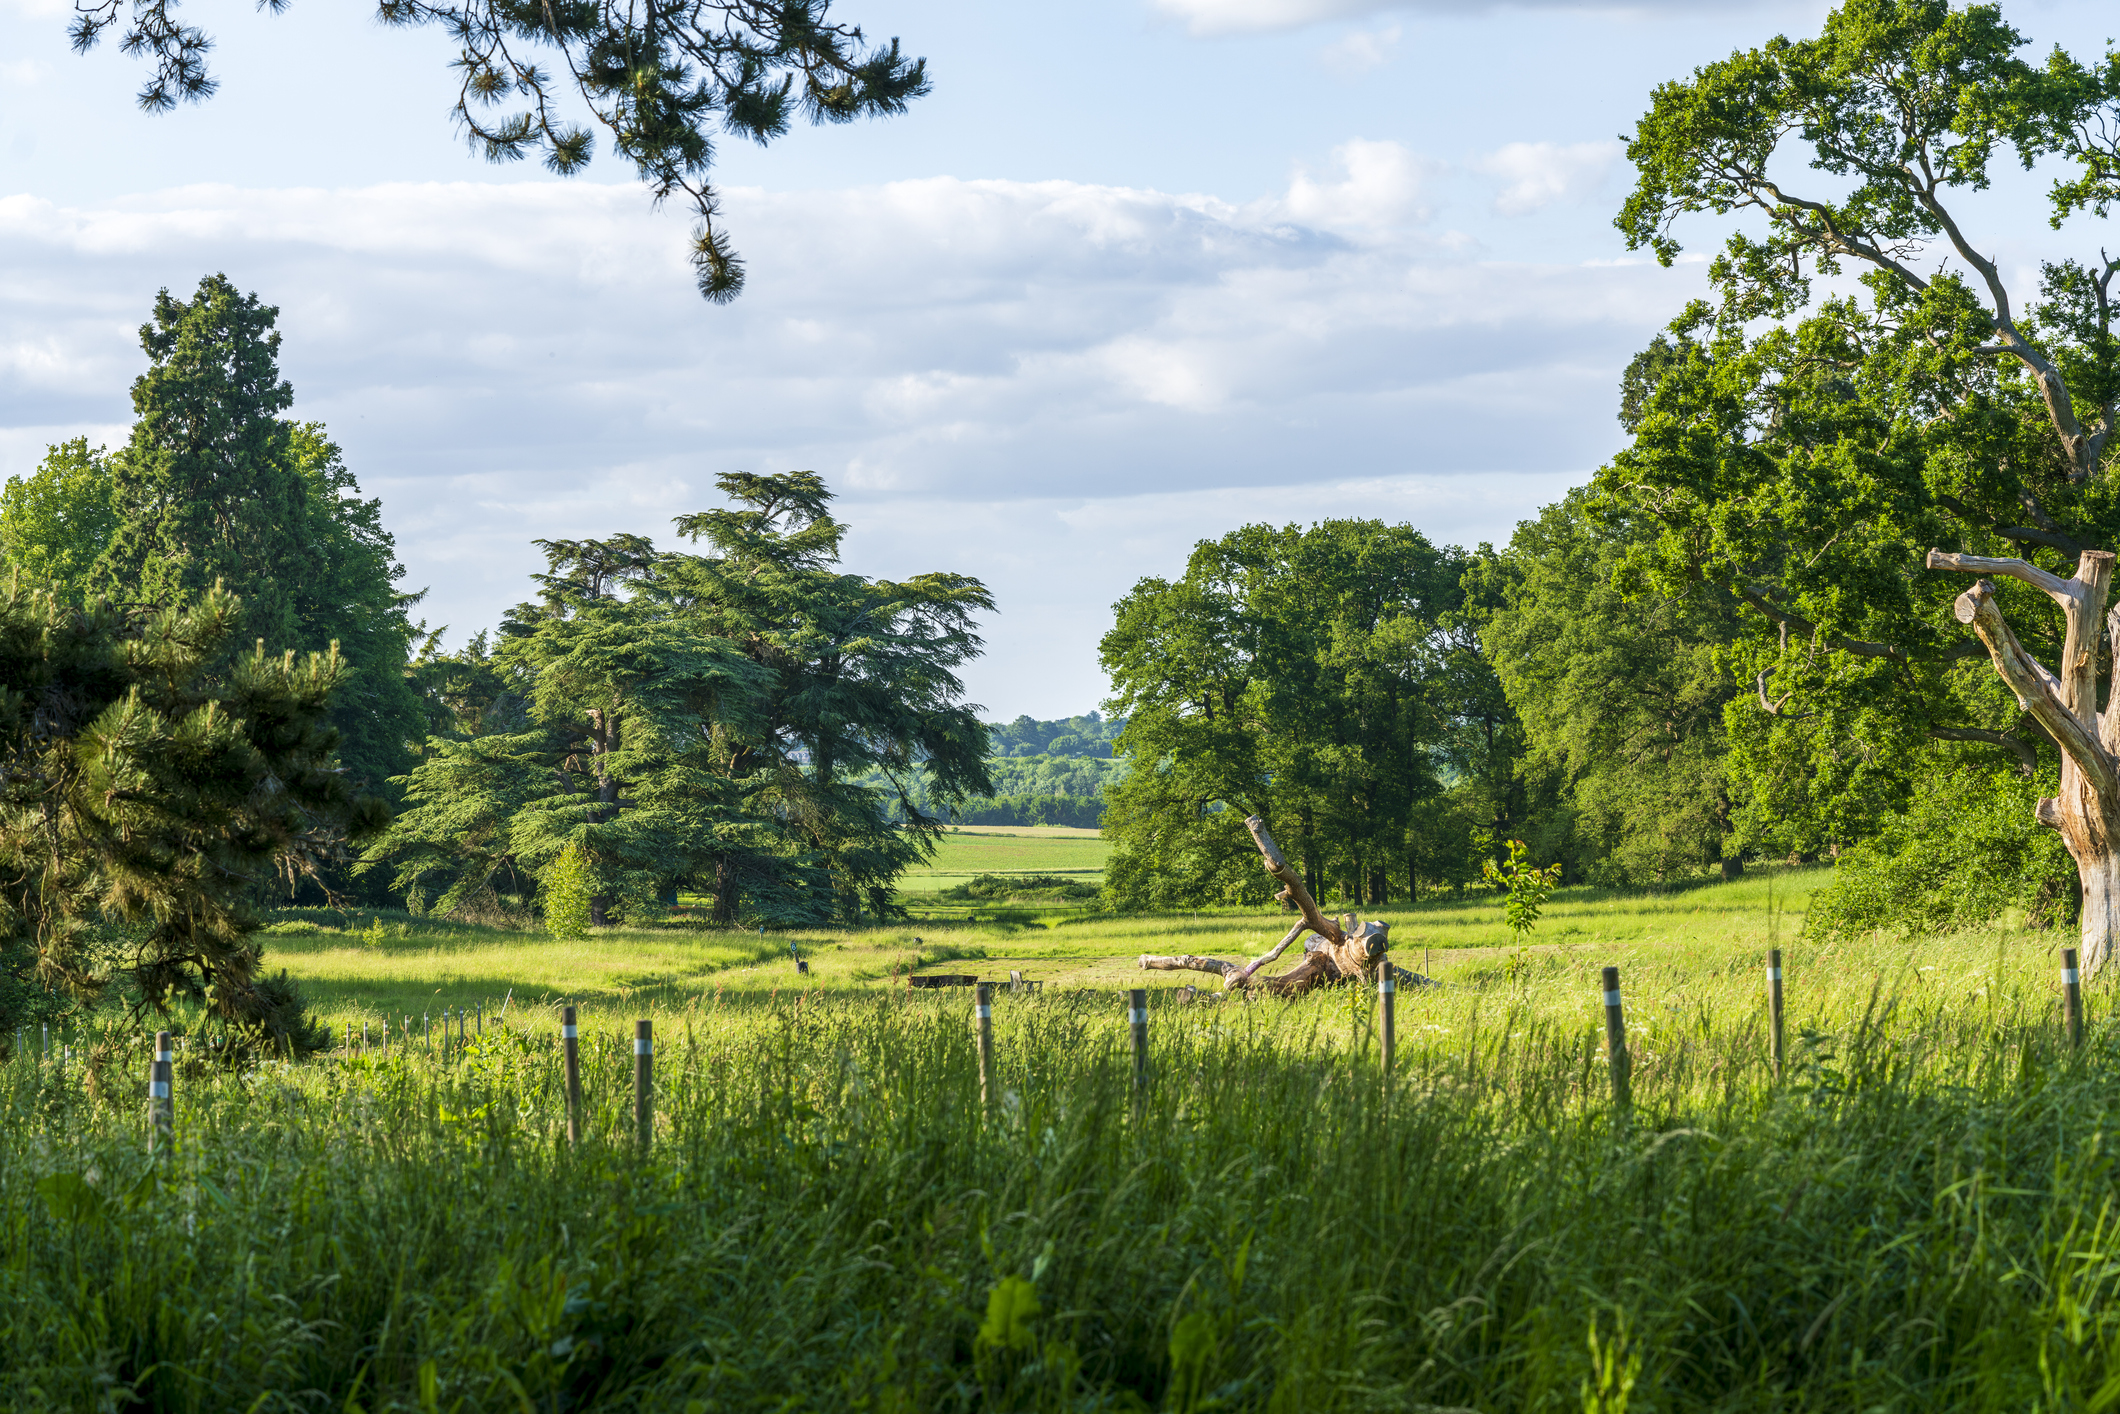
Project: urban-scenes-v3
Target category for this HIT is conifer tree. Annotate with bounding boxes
[0,583,380,1050]
[92,275,425,796]
[662,472,995,924]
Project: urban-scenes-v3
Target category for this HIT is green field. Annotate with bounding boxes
[269,864,1824,1029]
[9,867,2120,1409]
[895,827,1111,918]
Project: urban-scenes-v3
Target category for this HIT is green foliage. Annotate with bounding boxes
[938,874,1099,904]
[75,0,930,304]
[368,473,992,929]
[47,276,427,800]
[7,940,2120,1408]
[0,439,118,601]
[976,1275,1041,1353]
[856,714,1127,828]
[1481,838,1564,943]
[1604,0,2120,861]
[1473,490,1743,885]
[1101,519,1499,911]
[543,842,593,940]
[0,581,376,1049]
[1807,757,2077,939]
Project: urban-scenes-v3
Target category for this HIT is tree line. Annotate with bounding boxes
[1099,0,2120,956]
[0,276,992,1045]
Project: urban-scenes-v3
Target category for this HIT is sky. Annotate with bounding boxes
[1,0,2114,719]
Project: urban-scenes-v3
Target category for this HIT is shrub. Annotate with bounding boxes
[1807,761,2076,939]
[543,842,594,940]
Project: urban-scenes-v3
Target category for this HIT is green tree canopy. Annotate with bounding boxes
[69,0,929,302]
[1603,0,2120,854]
[0,439,119,600]
[79,275,426,797]
[0,582,380,1048]
[1472,489,1743,885]
[1099,519,1490,910]
[367,472,993,928]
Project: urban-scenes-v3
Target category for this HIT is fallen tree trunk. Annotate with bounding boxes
[1137,815,1414,995]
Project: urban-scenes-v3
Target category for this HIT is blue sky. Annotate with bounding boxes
[1,0,2113,717]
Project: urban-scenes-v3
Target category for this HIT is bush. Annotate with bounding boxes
[939,873,1100,903]
[544,842,594,940]
[1807,761,2076,939]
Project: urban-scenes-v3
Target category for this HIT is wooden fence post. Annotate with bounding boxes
[562,1006,582,1146]
[1379,967,1396,1077]
[634,1018,654,1148]
[149,1030,173,1151]
[1601,966,1631,1111]
[1767,948,1785,1081]
[975,982,995,1110]
[2064,947,2084,1050]
[1129,988,1149,1091]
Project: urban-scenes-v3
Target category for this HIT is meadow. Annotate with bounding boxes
[7,868,2118,1410]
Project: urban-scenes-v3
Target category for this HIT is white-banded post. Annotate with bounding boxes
[1601,965,1631,1111]
[1379,966,1397,1078]
[2064,947,2084,1050]
[974,982,995,1110]
[561,1005,582,1146]
[149,1030,173,1151]
[633,1018,654,1148]
[1129,988,1149,1092]
[1767,948,1785,1081]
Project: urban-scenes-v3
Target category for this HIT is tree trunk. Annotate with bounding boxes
[1721,856,1743,881]
[1140,816,1414,994]
[711,855,740,925]
[1930,547,2120,971]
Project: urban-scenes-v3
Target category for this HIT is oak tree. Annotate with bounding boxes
[1609,0,2120,963]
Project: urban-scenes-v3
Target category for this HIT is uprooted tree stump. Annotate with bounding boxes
[1136,815,1425,995]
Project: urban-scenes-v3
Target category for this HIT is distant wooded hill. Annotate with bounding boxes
[863,713,1126,828]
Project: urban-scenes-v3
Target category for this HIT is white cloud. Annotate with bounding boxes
[0,170,1693,714]
[1319,24,1401,74]
[1272,138,1436,232]
[1151,0,1771,37]
[1156,0,1389,36]
[1474,140,1625,215]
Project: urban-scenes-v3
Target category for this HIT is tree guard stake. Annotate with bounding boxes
[1379,967,1396,1078]
[149,1030,173,1151]
[1767,948,1785,1081]
[2065,947,2084,1049]
[1129,988,1149,1091]
[975,982,995,1111]
[634,1018,654,1148]
[562,1006,582,1146]
[1601,966,1631,1111]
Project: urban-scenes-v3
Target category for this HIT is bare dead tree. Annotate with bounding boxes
[1929,546,2120,970]
[1137,815,1409,995]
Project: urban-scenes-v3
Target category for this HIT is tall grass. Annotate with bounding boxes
[4,924,2118,1409]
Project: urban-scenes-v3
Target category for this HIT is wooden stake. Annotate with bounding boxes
[634,1018,654,1148]
[1767,948,1785,1081]
[149,1030,174,1151]
[1129,988,1149,1089]
[1379,967,1396,1077]
[1601,966,1631,1110]
[975,982,995,1110]
[562,1006,582,1146]
[2065,947,2084,1049]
